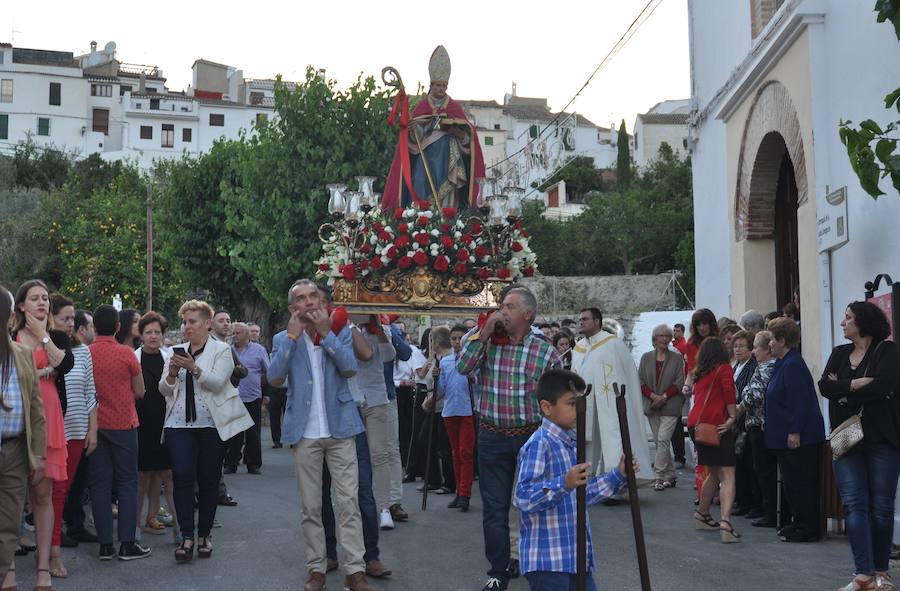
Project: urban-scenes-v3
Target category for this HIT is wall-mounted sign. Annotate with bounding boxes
[817,186,849,253]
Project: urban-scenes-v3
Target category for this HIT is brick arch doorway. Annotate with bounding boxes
[754,132,800,310]
[734,80,806,313]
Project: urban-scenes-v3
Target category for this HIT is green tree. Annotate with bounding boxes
[616,119,633,189]
[10,141,72,190]
[219,69,396,308]
[0,186,55,289]
[838,0,900,198]
[536,156,605,200]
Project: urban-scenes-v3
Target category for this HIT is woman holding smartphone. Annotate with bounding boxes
[159,300,252,563]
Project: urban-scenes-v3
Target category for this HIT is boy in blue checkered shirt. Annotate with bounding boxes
[514,369,635,591]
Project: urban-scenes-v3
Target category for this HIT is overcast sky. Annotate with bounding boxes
[4,0,690,130]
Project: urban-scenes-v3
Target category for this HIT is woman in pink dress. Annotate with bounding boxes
[12,280,72,591]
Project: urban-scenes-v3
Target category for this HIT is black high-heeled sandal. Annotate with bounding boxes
[175,538,194,564]
[197,536,212,559]
[720,519,741,544]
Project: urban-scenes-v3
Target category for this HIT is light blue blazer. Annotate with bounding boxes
[267,326,362,444]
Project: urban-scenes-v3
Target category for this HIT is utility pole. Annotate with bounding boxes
[146,181,153,312]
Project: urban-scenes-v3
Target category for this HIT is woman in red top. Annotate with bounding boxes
[687,337,739,544]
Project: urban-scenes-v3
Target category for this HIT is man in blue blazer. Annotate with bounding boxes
[268,279,377,591]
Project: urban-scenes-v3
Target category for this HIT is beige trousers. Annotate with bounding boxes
[361,402,403,510]
[648,414,679,481]
[0,437,29,581]
[293,437,365,576]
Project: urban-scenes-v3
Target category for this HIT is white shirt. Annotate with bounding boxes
[303,333,331,439]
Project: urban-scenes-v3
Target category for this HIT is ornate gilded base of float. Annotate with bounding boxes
[332,267,509,316]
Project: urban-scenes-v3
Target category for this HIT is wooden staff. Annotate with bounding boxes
[421,397,437,510]
[613,382,652,591]
[574,383,592,591]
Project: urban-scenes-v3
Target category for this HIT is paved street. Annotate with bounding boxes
[14,433,855,591]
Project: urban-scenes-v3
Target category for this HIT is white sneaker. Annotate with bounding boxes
[379,509,395,530]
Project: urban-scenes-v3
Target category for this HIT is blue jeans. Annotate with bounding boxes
[324,432,379,562]
[834,441,900,574]
[478,428,531,582]
[165,427,225,539]
[525,571,598,591]
[89,429,138,545]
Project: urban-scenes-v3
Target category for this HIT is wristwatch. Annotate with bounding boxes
[41,335,50,346]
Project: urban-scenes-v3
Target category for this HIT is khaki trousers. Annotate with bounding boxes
[648,414,679,481]
[293,437,365,576]
[0,437,29,581]
[361,402,403,511]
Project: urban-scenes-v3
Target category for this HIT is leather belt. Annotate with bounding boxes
[478,421,540,438]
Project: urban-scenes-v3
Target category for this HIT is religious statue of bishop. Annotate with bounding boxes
[382,45,486,212]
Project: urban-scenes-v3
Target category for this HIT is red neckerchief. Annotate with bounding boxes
[477,312,510,345]
[310,306,348,345]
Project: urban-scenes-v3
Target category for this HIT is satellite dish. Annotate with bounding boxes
[104,41,117,54]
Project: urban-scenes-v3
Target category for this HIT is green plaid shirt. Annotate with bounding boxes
[456,330,560,428]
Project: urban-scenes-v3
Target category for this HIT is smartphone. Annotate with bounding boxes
[172,347,189,357]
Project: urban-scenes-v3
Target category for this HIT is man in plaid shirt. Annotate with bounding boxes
[457,286,560,591]
[515,369,630,591]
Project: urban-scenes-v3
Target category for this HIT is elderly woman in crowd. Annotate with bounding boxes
[737,331,778,528]
[764,317,825,544]
[0,285,47,591]
[159,300,252,563]
[820,302,900,591]
[639,324,685,491]
[687,337,739,543]
[730,329,759,518]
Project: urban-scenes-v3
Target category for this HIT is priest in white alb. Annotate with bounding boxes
[572,307,655,482]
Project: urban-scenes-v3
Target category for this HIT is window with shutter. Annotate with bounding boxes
[0,79,12,103]
[92,109,110,135]
[140,125,153,140]
[161,124,174,148]
[0,114,8,140]
[209,113,224,126]
[49,82,61,106]
[182,128,192,142]
[37,118,50,136]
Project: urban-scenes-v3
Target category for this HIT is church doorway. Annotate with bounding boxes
[773,138,800,310]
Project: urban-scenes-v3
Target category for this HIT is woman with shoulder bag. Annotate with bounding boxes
[819,302,900,591]
[687,337,740,543]
[159,300,253,564]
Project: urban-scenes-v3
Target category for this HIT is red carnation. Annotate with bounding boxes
[414,198,431,210]
[477,267,490,280]
[358,259,369,271]
[373,221,383,232]
[417,215,429,228]
[394,235,410,248]
[523,266,535,277]
[514,220,522,230]
[433,256,450,272]
[497,267,511,279]
[511,241,523,252]
[439,223,451,234]
[319,263,330,271]
[475,245,488,258]
[398,223,409,233]
[456,249,469,261]
[394,207,404,220]
[399,256,413,270]
[454,262,468,276]
[520,230,529,238]
[471,222,484,235]
[441,236,454,249]
[387,246,399,259]
[360,243,372,254]
[461,233,473,244]
[413,251,429,266]
[442,207,457,219]
[340,265,356,281]
[415,233,431,246]
[378,231,391,242]
[371,257,383,270]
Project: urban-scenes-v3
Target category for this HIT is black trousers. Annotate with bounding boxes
[397,385,416,468]
[225,399,262,470]
[267,387,286,445]
[747,427,778,520]
[776,443,820,535]
[671,418,686,463]
[735,430,761,509]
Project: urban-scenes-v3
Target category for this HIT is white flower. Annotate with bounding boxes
[454,232,462,239]
[381,255,390,265]
[423,210,434,219]
[469,256,475,263]
[407,250,415,257]
[413,243,420,251]
[430,229,440,237]
[369,235,378,245]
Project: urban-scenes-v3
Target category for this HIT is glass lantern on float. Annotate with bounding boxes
[487,193,508,229]
[344,191,362,225]
[504,186,525,222]
[327,184,347,220]
[356,176,377,212]
[476,177,496,216]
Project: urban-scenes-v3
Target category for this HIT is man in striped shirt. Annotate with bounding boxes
[515,369,630,591]
[456,286,559,591]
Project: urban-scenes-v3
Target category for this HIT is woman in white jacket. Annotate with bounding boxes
[158,300,252,564]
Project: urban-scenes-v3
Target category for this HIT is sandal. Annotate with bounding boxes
[720,519,741,544]
[48,555,67,578]
[876,572,894,590]
[197,536,212,559]
[142,517,166,535]
[837,575,876,591]
[693,510,719,531]
[653,480,666,492]
[175,537,194,564]
[434,486,453,495]
[664,478,676,488]
[34,568,52,591]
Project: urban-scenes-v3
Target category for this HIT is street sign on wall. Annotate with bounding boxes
[817,186,849,253]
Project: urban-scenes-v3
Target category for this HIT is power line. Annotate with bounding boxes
[489,0,664,180]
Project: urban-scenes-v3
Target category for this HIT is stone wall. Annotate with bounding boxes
[522,273,675,319]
